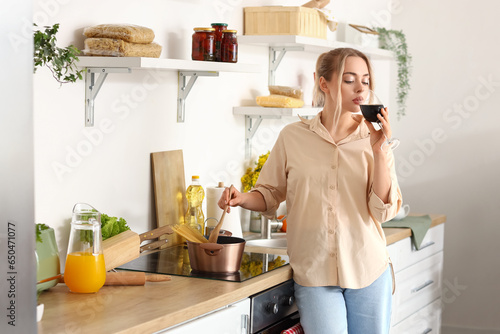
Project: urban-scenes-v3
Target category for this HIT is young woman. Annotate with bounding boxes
[219,48,402,333]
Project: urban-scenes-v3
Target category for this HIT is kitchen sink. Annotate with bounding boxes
[245,238,287,249]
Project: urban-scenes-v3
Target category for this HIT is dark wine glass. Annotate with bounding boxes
[360,90,400,150]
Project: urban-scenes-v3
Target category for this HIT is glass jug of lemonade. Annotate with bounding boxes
[65,203,106,293]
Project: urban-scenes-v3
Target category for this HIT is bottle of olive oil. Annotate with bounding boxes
[184,176,205,234]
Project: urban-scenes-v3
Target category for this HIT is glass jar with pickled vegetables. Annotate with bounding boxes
[211,23,228,62]
[221,29,238,63]
[192,27,215,61]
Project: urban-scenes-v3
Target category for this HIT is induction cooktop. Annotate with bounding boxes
[118,244,289,282]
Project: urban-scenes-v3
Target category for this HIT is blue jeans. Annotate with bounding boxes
[294,266,392,334]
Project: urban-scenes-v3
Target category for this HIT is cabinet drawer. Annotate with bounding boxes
[388,224,444,273]
[391,298,441,334]
[392,251,443,325]
[160,298,250,333]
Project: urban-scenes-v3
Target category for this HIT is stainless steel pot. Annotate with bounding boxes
[186,236,246,274]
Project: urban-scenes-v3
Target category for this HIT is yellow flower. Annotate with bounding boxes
[241,151,270,192]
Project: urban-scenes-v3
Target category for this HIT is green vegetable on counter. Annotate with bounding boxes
[101,213,130,240]
[36,223,50,243]
[78,213,131,243]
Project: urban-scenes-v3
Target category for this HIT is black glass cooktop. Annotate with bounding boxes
[118,244,289,282]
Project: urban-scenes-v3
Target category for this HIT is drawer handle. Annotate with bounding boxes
[411,280,434,293]
[413,241,435,252]
[422,328,432,334]
[241,314,249,334]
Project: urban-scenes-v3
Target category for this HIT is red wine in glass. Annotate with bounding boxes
[360,104,384,123]
[360,91,400,150]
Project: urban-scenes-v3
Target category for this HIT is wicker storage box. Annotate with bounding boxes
[244,6,327,39]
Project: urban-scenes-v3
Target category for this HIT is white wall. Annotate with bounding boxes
[392,0,500,331]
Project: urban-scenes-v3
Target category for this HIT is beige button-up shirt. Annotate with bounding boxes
[253,112,402,288]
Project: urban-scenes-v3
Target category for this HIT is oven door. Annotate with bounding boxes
[250,279,299,333]
[255,311,300,334]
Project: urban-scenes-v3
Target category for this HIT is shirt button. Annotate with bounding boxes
[329,185,335,190]
[329,252,335,257]
[328,229,334,234]
[331,165,336,169]
[328,206,333,212]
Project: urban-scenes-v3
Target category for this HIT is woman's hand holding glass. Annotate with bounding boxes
[360,90,400,151]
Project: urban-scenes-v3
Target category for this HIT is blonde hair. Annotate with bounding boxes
[313,48,374,112]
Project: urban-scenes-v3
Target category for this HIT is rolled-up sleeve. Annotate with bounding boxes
[368,150,402,223]
[251,133,288,218]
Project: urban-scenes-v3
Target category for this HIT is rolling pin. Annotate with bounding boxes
[38,272,171,286]
[104,272,171,286]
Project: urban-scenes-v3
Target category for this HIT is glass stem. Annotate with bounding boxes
[377,121,390,142]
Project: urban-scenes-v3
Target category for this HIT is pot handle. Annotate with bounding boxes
[219,229,232,237]
[199,243,224,256]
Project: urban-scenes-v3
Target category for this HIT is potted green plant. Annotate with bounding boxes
[374,27,412,120]
[33,23,84,85]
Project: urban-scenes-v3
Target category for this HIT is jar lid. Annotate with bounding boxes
[211,23,228,26]
[222,29,237,33]
[193,27,215,32]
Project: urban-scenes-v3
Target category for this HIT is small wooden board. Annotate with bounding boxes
[151,150,187,246]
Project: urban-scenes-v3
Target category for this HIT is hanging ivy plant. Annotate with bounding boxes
[374,27,412,119]
[33,23,84,85]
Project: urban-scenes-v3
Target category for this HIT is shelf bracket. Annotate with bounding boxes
[268,46,304,86]
[178,71,219,122]
[85,67,131,127]
[244,114,280,160]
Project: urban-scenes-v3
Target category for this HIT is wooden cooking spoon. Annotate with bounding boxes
[208,184,233,243]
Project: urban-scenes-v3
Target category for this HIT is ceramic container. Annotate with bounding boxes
[36,228,61,293]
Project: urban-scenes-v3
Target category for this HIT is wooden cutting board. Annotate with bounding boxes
[151,150,187,246]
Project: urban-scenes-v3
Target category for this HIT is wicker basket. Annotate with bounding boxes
[244,6,327,39]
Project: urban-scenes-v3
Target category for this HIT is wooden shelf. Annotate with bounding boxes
[77,56,263,73]
[239,35,393,60]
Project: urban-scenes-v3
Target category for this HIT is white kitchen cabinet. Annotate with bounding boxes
[391,298,442,334]
[387,223,445,333]
[158,298,250,334]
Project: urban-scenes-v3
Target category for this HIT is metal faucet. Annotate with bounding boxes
[260,215,285,239]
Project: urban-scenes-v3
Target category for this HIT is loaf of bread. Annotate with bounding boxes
[83,24,155,44]
[256,95,305,108]
[268,86,303,100]
[83,38,162,57]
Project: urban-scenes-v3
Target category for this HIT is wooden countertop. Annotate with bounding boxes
[38,214,446,334]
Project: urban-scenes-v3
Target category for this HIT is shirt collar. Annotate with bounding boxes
[299,111,370,145]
